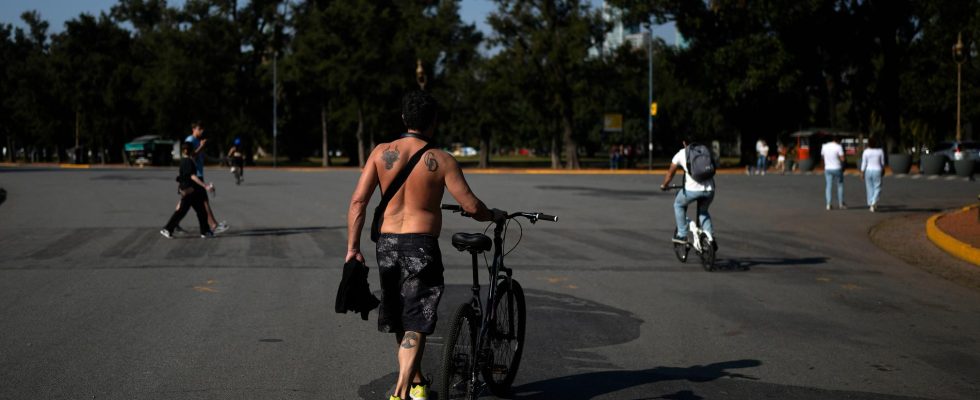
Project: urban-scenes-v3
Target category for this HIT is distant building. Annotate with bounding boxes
[590,2,650,58]
[590,2,687,57]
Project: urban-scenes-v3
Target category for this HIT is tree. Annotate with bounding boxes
[488,0,603,169]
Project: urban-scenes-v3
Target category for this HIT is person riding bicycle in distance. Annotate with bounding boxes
[227,137,244,180]
[660,138,717,246]
[345,90,506,400]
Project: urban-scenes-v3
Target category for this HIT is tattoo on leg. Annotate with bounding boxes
[401,332,419,349]
[424,152,438,172]
[383,147,399,170]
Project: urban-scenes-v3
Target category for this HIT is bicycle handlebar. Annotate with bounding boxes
[441,204,558,223]
[662,184,684,191]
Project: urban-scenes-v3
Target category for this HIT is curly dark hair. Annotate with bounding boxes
[401,90,438,132]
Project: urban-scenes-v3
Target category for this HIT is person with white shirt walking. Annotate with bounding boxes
[821,136,846,210]
[755,138,770,175]
[861,138,886,212]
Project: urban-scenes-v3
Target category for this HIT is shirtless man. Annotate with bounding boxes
[345,90,504,400]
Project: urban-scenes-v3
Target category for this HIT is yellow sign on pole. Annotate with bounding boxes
[603,113,623,132]
[650,102,658,116]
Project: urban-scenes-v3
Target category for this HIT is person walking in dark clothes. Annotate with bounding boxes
[161,142,215,238]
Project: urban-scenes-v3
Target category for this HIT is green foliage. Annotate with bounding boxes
[1,0,978,167]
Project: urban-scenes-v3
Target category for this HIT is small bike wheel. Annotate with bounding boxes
[440,303,478,399]
[699,234,716,271]
[483,278,527,396]
[672,228,689,263]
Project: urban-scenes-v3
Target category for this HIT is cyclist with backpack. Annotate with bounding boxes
[660,140,717,245]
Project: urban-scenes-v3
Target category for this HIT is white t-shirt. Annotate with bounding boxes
[861,148,885,172]
[672,148,714,192]
[821,142,844,170]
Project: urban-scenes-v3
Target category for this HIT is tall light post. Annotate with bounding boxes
[273,48,278,168]
[952,32,966,142]
[647,25,653,170]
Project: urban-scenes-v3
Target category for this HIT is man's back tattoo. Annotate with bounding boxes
[383,147,399,170]
[424,152,438,172]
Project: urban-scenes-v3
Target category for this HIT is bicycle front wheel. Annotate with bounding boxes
[440,303,478,399]
[699,234,716,271]
[483,278,527,396]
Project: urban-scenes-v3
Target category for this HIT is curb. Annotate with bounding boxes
[926,204,980,267]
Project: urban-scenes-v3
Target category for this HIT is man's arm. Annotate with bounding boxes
[660,163,680,190]
[346,149,380,262]
[444,154,500,222]
[190,139,206,157]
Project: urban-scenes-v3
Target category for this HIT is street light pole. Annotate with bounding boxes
[953,32,965,143]
[647,25,653,170]
[273,49,278,168]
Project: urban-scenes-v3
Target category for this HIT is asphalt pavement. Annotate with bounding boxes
[0,166,978,400]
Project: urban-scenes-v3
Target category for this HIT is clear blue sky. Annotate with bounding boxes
[0,0,674,44]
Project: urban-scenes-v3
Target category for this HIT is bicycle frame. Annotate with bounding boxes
[463,219,515,387]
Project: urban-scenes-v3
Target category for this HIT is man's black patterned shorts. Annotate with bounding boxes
[376,233,445,335]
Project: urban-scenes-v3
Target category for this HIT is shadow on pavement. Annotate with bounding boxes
[359,286,644,399]
[0,187,5,206]
[719,257,829,270]
[510,359,762,399]
[224,226,344,237]
[873,205,942,213]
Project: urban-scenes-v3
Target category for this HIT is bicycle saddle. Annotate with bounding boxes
[451,233,492,253]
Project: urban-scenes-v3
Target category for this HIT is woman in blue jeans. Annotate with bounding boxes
[861,138,886,212]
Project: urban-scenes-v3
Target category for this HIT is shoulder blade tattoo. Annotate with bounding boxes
[382,147,399,170]
[424,151,438,172]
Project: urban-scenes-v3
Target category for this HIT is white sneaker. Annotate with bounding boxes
[213,221,229,234]
[160,229,173,239]
[826,204,831,211]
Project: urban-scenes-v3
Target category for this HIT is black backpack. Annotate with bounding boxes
[685,143,716,183]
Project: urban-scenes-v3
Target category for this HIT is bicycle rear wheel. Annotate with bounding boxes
[483,278,526,396]
[699,234,715,271]
[440,303,478,399]
[672,228,689,263]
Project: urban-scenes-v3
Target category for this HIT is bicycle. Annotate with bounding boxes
[228,157,243,185]
[663,184,716,271]
[438,204,558,399]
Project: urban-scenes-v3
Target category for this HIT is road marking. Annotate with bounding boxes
[193,278,219,293]
[816,277,832,282]
[840,283,861,290]
[926,205,980,266]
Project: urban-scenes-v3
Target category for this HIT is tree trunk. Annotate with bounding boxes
[479,125,490,168]
[561,109,579,169]
[356,106,366,167]
[321,102,330,167]
[550,134,560,169]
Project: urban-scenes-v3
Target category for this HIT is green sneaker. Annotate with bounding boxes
[389,396,402,400]
[409,382,428,400]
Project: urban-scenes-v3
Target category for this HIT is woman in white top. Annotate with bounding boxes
[860,137,886,212]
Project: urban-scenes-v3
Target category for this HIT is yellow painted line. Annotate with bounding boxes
[59,164,90,169]
[192,286,219,293]
[926,204,980,267]
[463,168,755,175]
